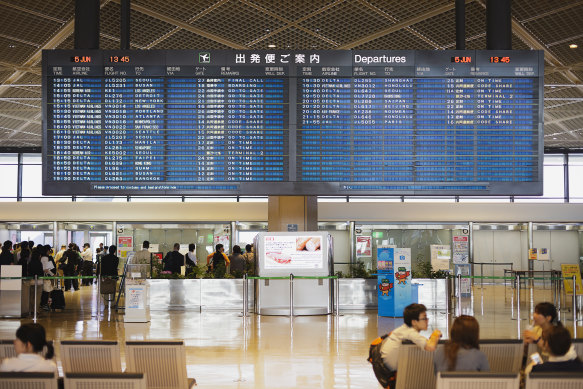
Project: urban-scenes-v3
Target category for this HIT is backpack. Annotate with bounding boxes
[368,333,396,389]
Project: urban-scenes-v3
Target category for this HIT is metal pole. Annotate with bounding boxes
[243,273,248,317]
[33,275,38,322]
[480,263,483,289]
[445,274,450,314]
[516,274,521,320]
[289,274,294,317]
[457,273,462,316]
[335,277,340,316]
[573,275,577,325]
[97,267,101,321]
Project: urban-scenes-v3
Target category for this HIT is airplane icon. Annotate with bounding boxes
[198,52,210,63]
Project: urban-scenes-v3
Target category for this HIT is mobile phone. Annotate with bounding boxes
[530,352,543,364]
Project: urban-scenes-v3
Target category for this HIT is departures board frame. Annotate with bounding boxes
[42,49,544,196]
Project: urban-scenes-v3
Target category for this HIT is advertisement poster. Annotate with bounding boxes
[117,236,133,259]
[538,248,550,261]
[561,264,583,295]
[264,235,323,269]
[356,236,372,257]
[377,247,393,271]
[214,235,230,253]
[452,236,469,264]
[127,286,144,309]
[431,245,451,271]
[529,248,538,260]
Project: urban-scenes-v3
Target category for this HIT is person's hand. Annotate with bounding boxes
[523,329,537,344]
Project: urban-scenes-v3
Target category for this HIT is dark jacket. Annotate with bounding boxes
[99,254,119,277]
[163,251,184,274]
[61,250,81,273]
[531,358,583,372]
[27,258,44,279]
[0,250,13,265]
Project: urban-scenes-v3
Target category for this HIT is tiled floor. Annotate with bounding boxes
[0,283,581,388]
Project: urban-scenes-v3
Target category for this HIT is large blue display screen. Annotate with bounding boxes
[42,50,543,195]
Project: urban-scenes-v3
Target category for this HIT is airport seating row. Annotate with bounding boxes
[0,340,195,389]
[395,338,583,389]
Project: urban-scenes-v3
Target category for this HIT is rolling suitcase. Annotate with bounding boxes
[50,277,66,310]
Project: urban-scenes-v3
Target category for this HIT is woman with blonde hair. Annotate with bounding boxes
[434,315,489,372]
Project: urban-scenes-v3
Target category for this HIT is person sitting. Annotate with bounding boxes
[434,315,489,373]
[0,323,57,373]
[528,324,583,373]
[524,302,558,349]
[370,303,441,389]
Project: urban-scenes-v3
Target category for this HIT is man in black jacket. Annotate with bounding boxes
[61,244,81,291]
[163,243,184,274]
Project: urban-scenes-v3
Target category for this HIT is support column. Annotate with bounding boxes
[268,196,317,232]
[528,222,534,287]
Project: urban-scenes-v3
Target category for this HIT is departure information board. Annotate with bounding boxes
[42,50,543,196]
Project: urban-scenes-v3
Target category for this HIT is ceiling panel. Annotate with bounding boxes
[1,0,74,23]
[353,28,435,50]
[512,0,583,22]
[298,1,394,47]
[249,0,338,22]
[522,5,583,45]
[150,28,230,50]
[367,0,447,23]
[250,27,335,50]
[409,2,486,49]
[0,36,37,65]
[193,1,286,47]
[132,0,218,22]
[101,2,177,48]
[0,6,63,48]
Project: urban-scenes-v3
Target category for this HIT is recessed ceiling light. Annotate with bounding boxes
[268,44,276,48]
[569,43,578,49]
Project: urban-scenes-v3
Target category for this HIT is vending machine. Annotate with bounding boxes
[377,247,412,317]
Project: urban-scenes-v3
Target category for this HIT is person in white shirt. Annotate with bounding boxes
[80,243,94,286]
[0,323,57,373]
[132,240,152,265]
[371,303,441,389]
[186,243,197,268]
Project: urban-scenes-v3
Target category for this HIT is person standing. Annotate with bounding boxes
[242,244,255,275]
[0,240,14,265]
[207,244,230,278]
[132,240,152,265]
[229,245,245,278]
[80,243,93,286]
[61,244,81,291]
[98,245,119,277]
[163,243,184,274]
